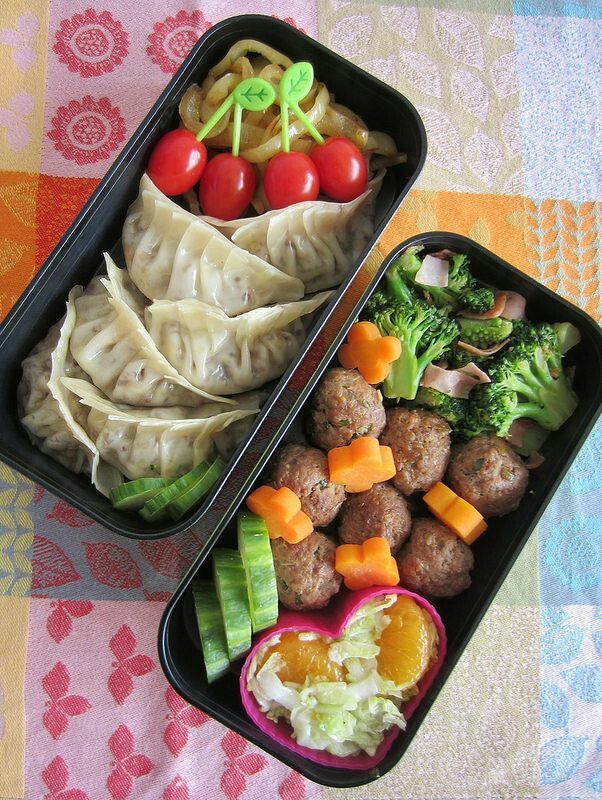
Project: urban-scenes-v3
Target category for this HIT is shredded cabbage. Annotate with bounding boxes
[246,595,409,757]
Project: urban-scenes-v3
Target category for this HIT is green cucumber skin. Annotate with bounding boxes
[237,512,278,633]
[192,580,230,684]
[212,548,252,661]
[110,478,169,511]
[138,482,183,522]
[138,460,212,521]
[168,457,225,521]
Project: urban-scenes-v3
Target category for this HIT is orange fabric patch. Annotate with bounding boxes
[0,171,39,321]
[377,189,530,275]
[35,174,99,266]
[523,199,601,320]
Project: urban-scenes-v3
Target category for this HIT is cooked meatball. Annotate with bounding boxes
[397,518,474,598]
[447,434,529,517]
[379,407,451,496]
[337,482,411,554]
[305,368,386,451]
[270,443,345,527]
[271,531,342,610]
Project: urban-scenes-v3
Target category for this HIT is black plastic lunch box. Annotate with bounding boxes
[158,232,602,787]
[0,15,426,540]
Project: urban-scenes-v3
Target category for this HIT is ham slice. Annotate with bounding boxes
[415,254,449,288]
[457,338,510,357]
[524,451,545,470]
[458,291,507,320]
[420,362,490,399]
[458,362,491,384]
[508,419,530,448]
[501,291,527,320]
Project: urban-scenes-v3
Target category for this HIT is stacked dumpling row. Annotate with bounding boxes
[18,174,381,502]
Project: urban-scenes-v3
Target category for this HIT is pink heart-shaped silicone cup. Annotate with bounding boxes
[240,586,446,770]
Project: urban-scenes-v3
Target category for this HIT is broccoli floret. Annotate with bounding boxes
[447,343,490,370]
[459,286,496,313]
[388,246,423,282]
[368,298,459,400]
[462,322,578,438]
[458,318,513,349]
[385,261,420,306]
[364,291,392,318]
[391,247,495,314]
[411,386,467,427]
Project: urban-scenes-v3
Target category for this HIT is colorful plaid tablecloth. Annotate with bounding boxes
[0,2,600,799]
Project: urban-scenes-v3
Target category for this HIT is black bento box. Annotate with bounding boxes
[158,232,602,787]
[0,15,426,540]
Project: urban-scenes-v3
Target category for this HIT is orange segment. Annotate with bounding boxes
[376,596,437,689]
[259,631,345,684]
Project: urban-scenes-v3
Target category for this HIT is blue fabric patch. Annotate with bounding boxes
[562,665,602,704]
[541,681,570,729]
[514,0,602,18]
[541,736,587,784]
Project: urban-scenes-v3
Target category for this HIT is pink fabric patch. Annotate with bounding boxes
[25,599,322,800]
[42,1,318,178]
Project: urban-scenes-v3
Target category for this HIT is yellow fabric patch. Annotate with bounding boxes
[0,2,48,173]
[0,463,34,597]
[0,596,29,799]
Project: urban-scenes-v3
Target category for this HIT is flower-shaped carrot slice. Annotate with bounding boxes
[246,485,313,544]
[338,321,401,384]
[328,436,396,493]
[423,482,487,545]
[335,536,400,590]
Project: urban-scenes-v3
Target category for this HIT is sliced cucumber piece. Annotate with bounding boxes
[167,457,226,521]
[212,548,252,661]
[192,580,230,683]
[110,478,169,511]
[139,460,212,522]
[237,511,278,633]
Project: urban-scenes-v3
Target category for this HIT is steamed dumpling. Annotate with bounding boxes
[19,289,92,474]
[69,254,228,407]
[18,288,122,495]
[204,172,384,293]
[63,378,261,480]
[122,174,305,314]
[145,291,332,396]
[104,254,148,320]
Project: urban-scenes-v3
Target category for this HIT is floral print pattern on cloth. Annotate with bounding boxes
[47,95,126,164]
[0,12,39,73]
[53,9,129,77]
[147,10,212,73]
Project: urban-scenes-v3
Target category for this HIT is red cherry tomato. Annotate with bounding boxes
[199,154,255,220]
[147,129,207,196]
[263,152,320,210]
[311,137,368,203]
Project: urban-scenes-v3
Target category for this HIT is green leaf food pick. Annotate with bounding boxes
[279,62,325,153]
[195,77,276,157]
